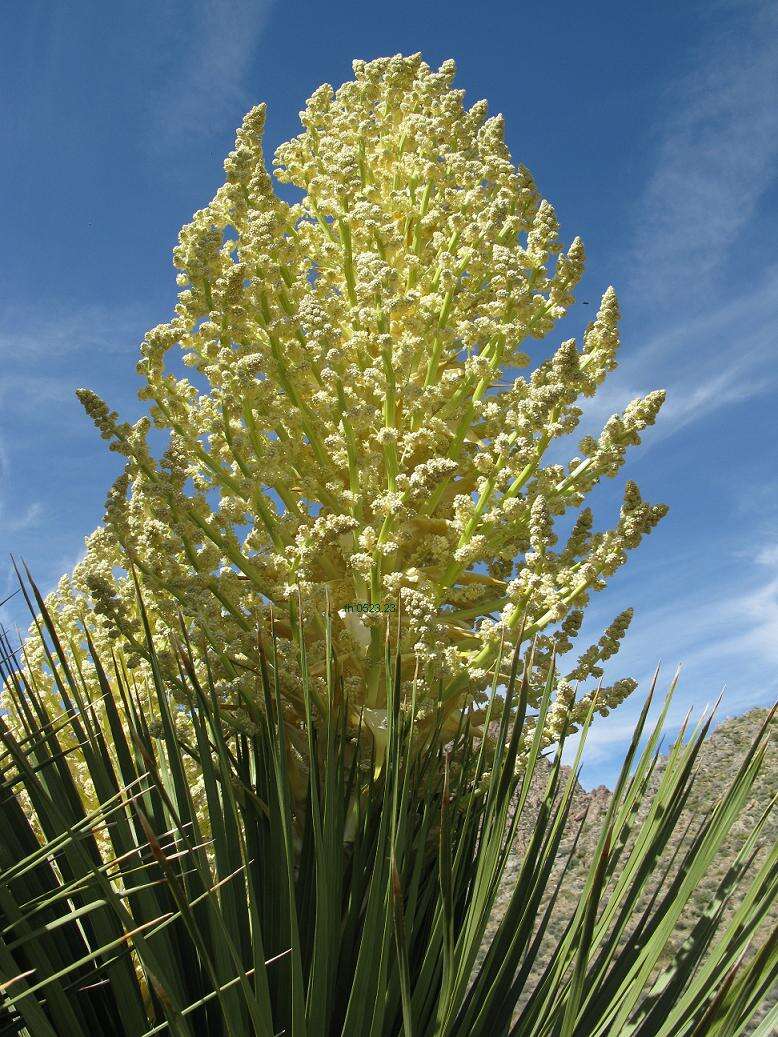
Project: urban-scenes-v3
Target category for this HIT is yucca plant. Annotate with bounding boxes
[0,570,775,1036]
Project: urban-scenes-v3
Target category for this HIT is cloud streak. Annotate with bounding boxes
[629,0,778,304]
[0,301,145,363]
[576,263,778,446]
[578,3,778,452]
[2,2,274,170]
[147,0,274,152]
[0,438,42,537]
[581,2,778,446]
[562,535,778,787]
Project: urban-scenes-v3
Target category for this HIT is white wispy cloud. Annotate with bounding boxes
[577,2,778,447]
[756,544,778,568]
[629,0,778,303]
[0,301,145,363]
[0,438,42,535]
[147,0,274,152]
[608,566,775,697]
[3,2,274,171]
[576,220,778,448]
[561,537,778,785]
[0,503,44,534]
[629,576,778,676]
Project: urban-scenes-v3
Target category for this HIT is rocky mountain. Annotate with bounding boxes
[485,707,777,1029]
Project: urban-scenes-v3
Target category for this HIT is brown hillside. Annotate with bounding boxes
[483,707,777,1029]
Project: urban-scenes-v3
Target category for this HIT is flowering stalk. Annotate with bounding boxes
[25,54,666,772]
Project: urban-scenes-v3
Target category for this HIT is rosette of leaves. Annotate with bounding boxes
[0,574,774,1036]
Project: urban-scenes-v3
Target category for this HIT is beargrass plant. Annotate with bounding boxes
[14,54,668,805]
[0,572,776,1036]
[3,52,776,1037]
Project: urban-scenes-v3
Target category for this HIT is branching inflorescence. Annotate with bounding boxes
[21,55,667,775]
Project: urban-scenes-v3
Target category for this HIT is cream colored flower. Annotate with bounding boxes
[16,55,668,804]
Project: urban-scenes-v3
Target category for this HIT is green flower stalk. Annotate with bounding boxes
[25,54,666,775]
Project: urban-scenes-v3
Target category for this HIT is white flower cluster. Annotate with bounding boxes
[16,55,668,782]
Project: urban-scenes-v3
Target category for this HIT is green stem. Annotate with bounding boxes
[339,220,358,307]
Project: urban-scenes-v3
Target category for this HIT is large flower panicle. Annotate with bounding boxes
[26,55,665,764]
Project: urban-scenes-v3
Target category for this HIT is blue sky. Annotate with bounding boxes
[1,0,776,786]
